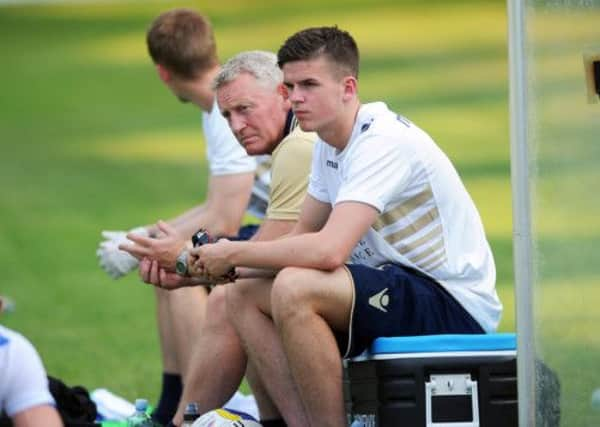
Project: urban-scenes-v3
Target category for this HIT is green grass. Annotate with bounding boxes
[1,1,598,425]
[0,0,511,404]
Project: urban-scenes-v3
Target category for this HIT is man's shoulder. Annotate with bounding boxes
[274,127,317,157]
[362,116,415,140]
[285,126,317,144]
[349,114,432,163]
[0,326,33,355]
[0,325,17,346]
[354,102,421,139]
[269,129,314,182]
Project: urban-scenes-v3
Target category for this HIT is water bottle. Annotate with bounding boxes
[126,398,154,427]
[592,388,600,411]
[181,402,201,426]
[0,295,15,313]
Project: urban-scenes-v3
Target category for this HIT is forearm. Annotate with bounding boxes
[226,232,345,271]
[144,203,241,241]
[166,204,208,235]
[144,170,254,239]
[182,276,221,287]
[236,266,278,279]
[232,219,297,276]
[190,203,243,237]
[142,205,205,237]
[13,406,63,427]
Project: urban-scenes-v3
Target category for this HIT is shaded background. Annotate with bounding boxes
[0,0,521,419]
[523,1,600,426]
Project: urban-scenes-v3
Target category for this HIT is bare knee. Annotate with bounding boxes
[273,267,354,333]
[271,267,316,326]
[225,279,270,328]
[205,286,228,325]
[226,280,253,315]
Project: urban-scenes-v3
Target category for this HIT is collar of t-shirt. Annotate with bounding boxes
[283,109,299,138]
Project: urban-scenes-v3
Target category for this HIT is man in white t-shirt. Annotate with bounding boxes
[94,9,270,425]
[192,27,502,426]
[0,324,63,427]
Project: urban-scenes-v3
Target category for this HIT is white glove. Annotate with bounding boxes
[96,226,149,279]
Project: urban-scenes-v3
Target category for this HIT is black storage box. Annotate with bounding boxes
[344,333,517,427]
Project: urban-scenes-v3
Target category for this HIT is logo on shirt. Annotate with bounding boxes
[368,288,390,313]
[360,118,374,133]
[326,160,339,170]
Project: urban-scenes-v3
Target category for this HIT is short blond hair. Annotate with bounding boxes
[146,8,218,79]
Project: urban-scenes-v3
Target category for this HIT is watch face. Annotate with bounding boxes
[176,260,186,275]
[176,252,188,275]
[192,229,211,247]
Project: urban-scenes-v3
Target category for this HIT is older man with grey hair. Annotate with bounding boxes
[123,50,315,427]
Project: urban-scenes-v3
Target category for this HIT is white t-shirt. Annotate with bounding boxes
[0,325,55,417]
[308,102,502,332]
[202,99,270,218]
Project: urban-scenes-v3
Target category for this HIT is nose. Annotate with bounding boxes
[288,86,304,104]
[230,113,246,134]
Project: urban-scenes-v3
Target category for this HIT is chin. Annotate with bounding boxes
[297,120,316,132]
[244,145,264,156]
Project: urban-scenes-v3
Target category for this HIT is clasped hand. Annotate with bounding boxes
[139,256,233,290]
[189,238,235,279]
[119,220,185,272]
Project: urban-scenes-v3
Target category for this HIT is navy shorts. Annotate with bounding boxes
[338,263,484,358]
[221,224,260,241]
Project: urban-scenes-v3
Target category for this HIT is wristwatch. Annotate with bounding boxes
[192,229,212,247]
[175,249,189,276]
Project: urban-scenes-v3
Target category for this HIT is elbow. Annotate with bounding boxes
[209,219,241,238]
[316,245,348,271]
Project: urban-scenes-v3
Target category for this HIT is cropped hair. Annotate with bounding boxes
[213,51,282,91]
[146,9,218,79]
[277,26,359,78]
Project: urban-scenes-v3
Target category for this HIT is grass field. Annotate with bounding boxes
[0,0,513,408]
[1,1,596,425]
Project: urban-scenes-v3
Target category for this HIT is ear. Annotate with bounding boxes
[277,83,289,99]
[277,83,292,110]
[342,76,358,101]
[156,64,171,83]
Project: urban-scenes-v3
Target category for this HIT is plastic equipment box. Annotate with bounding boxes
[344,334,517,427]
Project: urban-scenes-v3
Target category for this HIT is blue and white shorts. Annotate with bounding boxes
[338,263,485,358]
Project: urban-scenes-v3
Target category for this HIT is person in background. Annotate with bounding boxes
[96,9,270,426]
[0,317,63,427]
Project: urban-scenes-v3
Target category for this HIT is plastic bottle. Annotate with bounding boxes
[0,295,15,313]
[181,402,201,426]
[592,388,600,410]
[126,398,154,427]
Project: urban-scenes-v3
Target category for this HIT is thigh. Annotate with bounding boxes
[344,263,484,358]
